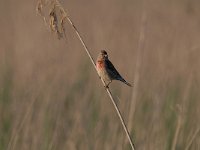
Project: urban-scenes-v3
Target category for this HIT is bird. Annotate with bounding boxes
[96,50,132,88]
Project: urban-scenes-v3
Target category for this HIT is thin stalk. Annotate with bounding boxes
[7,97,37,150]
[171,115,182,150]
[106,89,135,149]
[66,18,96,69]
[128,0,146,130]
[67,15,135,150]
[185,127,200,150]
[57,4,135,150]
[172,74,192,150]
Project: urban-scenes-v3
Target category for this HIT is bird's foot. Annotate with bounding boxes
[104,81,112,89]
[104,84,109,89]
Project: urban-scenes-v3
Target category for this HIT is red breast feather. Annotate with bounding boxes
[96,60,104,69]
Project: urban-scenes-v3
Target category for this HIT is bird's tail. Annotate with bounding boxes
[118,78,132,87]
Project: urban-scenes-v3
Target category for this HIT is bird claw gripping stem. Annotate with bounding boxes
[104,81,112,89]
[104,84,109,89]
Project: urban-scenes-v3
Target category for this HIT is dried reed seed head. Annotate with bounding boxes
[61,18,64,25]
[49,7,63,39]
[60,8,67,33]
[49,8,57,20]
[49,8,58,31]
[36,0,48,14]
[36,1,43,15]
[37,0,65,39]
[59,7,68,18]
[61,18,65,32]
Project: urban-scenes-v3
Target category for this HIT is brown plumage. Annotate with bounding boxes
[96,50,132,87]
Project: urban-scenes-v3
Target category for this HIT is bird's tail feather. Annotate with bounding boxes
[118,78,132,87]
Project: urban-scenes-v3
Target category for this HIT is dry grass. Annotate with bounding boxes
[1,0,200,150]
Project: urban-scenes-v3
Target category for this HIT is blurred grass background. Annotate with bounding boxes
[1,0,200,149]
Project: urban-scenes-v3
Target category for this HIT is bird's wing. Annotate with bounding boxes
[105,59,132,87]
[105,59,123,79]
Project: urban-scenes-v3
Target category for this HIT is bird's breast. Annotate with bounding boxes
[96,60,104,69]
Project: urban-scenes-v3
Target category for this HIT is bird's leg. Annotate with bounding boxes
[104,81,112,89]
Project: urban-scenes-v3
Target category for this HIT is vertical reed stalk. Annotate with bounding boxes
[66,8,135,150]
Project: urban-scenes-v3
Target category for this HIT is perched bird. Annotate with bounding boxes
[96,50,132,88]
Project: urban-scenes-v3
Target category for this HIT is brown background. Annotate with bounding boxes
[0,0,200,149]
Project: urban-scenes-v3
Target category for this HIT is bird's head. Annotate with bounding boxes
[99,50,108,60]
